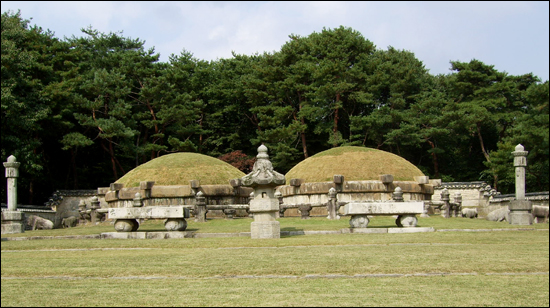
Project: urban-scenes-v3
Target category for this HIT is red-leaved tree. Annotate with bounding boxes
[218,150,256,173]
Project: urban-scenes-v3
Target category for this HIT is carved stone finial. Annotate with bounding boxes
[329,187,337,197]
[241,144,285,187]
[392,186,404,202]
[4,155,20,177]
[515,144,524,152]
[441,188,450,200]
[7,155,16,163]
[257,144,269,159]
[133,192,143,207]
[512,144,528,157]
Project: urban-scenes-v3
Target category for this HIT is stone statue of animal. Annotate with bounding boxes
[61,216,79,228]
[532,205,549,223]
[486,207,510,222]
[461,208,478,219]
[25,215,54,230]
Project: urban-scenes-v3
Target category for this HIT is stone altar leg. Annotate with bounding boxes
[349,215,369,228]
[396,215,418,227]
[164,218,187,231]
[114,219,139,232]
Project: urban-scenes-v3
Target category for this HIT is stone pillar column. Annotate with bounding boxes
[90,196,104,224]
[241,145,285,239]
[133,192,143,207]
[453,193,462,217]
[246,192,254,218]
[441,188,450,218]
[91,196,101,209]
[509,144,532,225]
[327,187,340,220]
[512,144,528,200]
[194,191,207,222]
[2,155,24,234]
[392,186,404,202]
[78,199,89,223]
[4,155,20,211]
[275,191,284,218]
[419,187,431,218]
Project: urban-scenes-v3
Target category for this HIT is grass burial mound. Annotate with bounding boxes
[115,152,246,187]
[285,146,425,184]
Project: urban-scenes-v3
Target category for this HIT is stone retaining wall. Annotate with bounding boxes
[44,190,98,227]
[433,181,548,217]
[100,181,253,218]
[278,175,434,217]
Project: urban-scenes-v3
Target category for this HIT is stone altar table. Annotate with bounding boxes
[108,206,190,232]
[342,201,424,228]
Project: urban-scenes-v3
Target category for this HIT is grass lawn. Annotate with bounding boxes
[1,216,548,307]
[2,215,548,238]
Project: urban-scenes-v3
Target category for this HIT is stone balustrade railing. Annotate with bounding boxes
[93,184,464,222]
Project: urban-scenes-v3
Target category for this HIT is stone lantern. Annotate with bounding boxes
[241,144,285,239]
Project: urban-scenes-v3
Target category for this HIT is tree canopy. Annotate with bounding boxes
[2,11,548,205]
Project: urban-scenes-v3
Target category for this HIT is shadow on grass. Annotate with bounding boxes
[281,227,305,232]
[137,226,200,232]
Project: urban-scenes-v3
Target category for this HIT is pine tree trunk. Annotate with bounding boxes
[332,93,340,147]
[71,148,78,189]
[298,104,308,158]
[427,140,440,178]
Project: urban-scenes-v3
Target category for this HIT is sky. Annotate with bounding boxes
[2,1,549,81]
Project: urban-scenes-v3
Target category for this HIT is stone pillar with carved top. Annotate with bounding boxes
[440,188,450,218]
[327,187,340,220]
[194,191,207,222]
[509,144,532,225]
[90,196,104,224]
[2,155,24,234]
[241,145,285,239]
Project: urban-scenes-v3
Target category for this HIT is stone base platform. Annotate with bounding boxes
[508,200,533,225]
[342,227,435,234]
[3,227,543,241]
[251,221,280,239]
[101,231,194,239]
[100,227,434,239]
[1,211,25,235]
